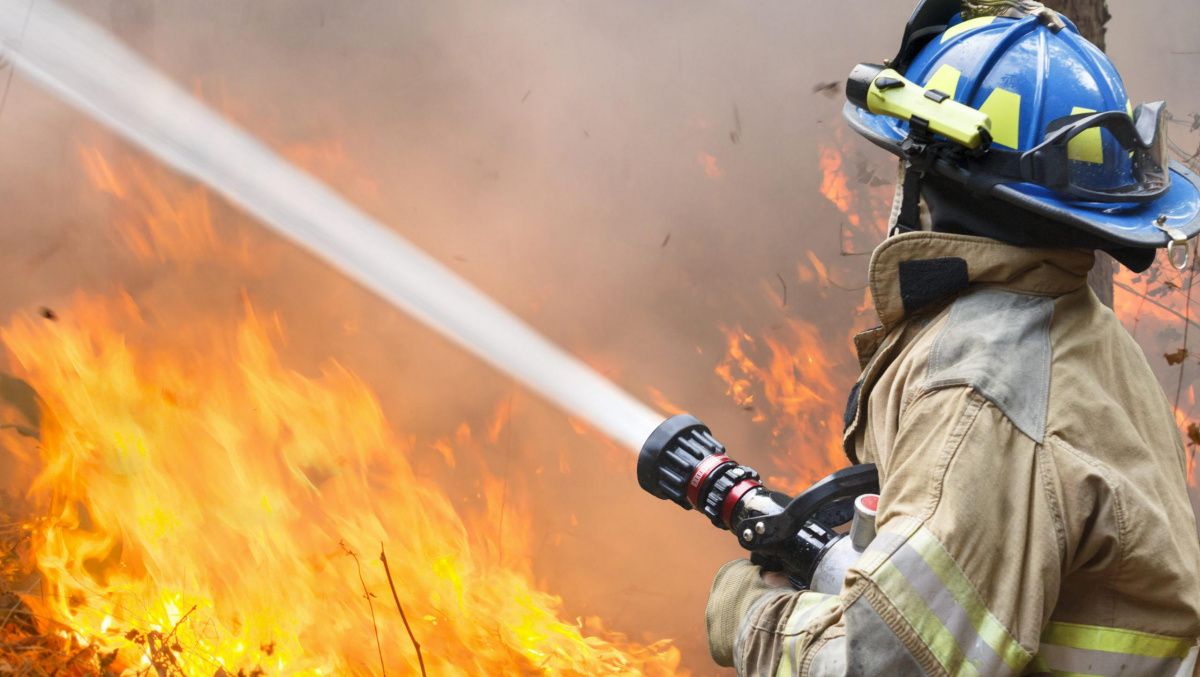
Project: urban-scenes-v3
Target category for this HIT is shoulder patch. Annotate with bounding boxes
[925,288,1053,442]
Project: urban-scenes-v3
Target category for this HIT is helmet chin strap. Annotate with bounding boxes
[889,161,933,236]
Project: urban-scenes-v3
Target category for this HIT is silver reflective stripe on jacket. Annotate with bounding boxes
[856,518,1031,676]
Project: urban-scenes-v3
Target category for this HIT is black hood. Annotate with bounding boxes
[919,173,1158,273]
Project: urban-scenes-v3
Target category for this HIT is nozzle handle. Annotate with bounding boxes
[734,463,880,550]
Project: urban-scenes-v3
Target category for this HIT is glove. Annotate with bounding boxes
[705,559,779,667]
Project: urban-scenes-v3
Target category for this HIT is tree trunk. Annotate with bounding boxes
[1042,0,1111,49]
[1041,0,1114,306]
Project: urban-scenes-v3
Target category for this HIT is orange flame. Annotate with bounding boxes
[0,144,683,674]
[1113,255,1200,488]
[818,147,859,228]
[697,152,724,181]
[79,147,221,265]
[818,131,894,253]
[714,320,848,493]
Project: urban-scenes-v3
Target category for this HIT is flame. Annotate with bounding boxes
[696,153,724,181]
[714,320,848,493]
[818,130,894,254]
[818,147,859,228]
[0,143,682,674]
[79,147,221,265]
[646,388,687,418]
[1113,254,1200,487]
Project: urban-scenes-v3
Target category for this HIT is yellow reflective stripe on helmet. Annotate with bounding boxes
[775,594,840,677]
[925,65,963,101]
[979,88,1022,149]
[869,524,1031,677]
[1068,106,1105,164]
[942,16,997,43]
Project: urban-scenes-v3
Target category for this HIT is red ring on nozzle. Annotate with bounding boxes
[686,454,732,508]
[721,479,763,527]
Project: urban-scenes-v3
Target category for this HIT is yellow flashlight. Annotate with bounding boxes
[846,63,992,150]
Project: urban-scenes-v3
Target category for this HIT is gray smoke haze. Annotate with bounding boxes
[0,1,1195,673]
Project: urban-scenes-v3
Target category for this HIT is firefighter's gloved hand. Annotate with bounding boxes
[705,559,785,667]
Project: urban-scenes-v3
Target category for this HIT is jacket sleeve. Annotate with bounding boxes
[706,386,1064,675]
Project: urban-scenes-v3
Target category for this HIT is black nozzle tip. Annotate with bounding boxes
[637,414,708,500]
[846,63,886,110]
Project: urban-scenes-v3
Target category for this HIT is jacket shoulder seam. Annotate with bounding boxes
[1044,434,1129,600]
[1035,438,1069,571]
[922,390,989,523]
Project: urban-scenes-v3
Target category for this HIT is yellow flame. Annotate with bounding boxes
[0,144,683,675]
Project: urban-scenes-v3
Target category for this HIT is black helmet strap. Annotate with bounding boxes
[892,0,962,71]
[893,117,976,235]
[893,165,925,235]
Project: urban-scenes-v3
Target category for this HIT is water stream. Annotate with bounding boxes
[0,0,663,453]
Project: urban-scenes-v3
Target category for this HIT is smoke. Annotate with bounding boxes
[0,0,1194,673]
[0,0,667,457]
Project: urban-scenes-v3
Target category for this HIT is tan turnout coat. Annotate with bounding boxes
[706,231,1200,676]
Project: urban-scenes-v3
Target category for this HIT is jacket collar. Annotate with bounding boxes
[868,232,1095,329]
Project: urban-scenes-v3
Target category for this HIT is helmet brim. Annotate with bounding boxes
[843,102,1200,248]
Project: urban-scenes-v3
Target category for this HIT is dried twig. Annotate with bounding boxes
[380,545,426,677]
[162,605,195,648]
[775,273,787,307]
[0,579,39,632]
[341,541,386,677]
[1115,281,1200,332]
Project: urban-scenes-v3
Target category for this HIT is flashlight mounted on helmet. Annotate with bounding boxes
[638,414,880,589]
[845,63,993,153]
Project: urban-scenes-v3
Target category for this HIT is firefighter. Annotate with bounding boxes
[705,1,1200,674]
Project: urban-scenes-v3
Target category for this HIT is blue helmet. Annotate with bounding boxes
[844,0,1200,251]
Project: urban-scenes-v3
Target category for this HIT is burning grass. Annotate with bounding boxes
[0,142,685,675]
[0,293,682,675]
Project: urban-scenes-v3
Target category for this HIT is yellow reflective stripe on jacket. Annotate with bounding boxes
[1027,622,1198,677]
[775,594,839,677]
[865,522,1031,677]
[1042,622,1192,659]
